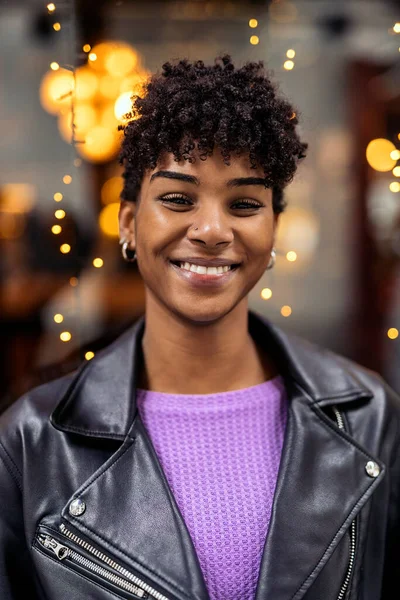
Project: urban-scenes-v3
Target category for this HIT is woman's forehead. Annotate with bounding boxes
[149,149,266,181]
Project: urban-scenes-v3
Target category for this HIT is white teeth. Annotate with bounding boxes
[177,262,233,274]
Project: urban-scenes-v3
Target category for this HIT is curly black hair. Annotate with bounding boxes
[118,55,307,214]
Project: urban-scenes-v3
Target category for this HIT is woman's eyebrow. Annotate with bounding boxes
[150,171,266,188]
[150,171,199,185]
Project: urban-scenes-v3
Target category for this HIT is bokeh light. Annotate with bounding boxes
[261,288,272,300]
[281,305,292,317]
[99,202,120,237]
[366,138,397,172]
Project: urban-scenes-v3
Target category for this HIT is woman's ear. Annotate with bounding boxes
[118,201,136,248]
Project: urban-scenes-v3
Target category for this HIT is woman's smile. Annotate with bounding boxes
[168,259,240,288]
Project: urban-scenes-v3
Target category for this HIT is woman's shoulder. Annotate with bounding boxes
[0,370,78,475]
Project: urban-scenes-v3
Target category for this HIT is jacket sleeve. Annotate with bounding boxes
[381,384,400,599]
[0,442,41,600]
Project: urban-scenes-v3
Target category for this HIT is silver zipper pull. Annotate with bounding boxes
[39,534,71,560]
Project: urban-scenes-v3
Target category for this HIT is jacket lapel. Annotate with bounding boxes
[254,379,384,600]
[59,417,209,600]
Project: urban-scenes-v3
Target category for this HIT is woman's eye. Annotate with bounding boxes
[232,201,263,210]
[159,194,192,206]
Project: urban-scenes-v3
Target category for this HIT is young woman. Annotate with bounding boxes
[0,55,399,600]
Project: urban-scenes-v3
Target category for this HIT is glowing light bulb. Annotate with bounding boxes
[85,351,95,360]
[51,225,62,234]
[53,192,63,201]
[286,49,296,58]
[63,175,72,184]
[47,3,56,12]
[60,243,71,254]
[284,60,294,70]
[393,23,400,33]
[286,250,297,262]
[390,150,400,160]
[393,166,400,177]
[281,305,292,317]
[50,62,59,71]
[261,288,272,300]
[249,19,258,28]
[60,331,72,342]
[54,313,64,323]
[53,22,61,31]
[88,53,97,62]
[389,182,400,192]
[55,209,65,219]
[83,44,91,53]
[250,35,259,45]
[93,258,104,268]
[388,328,399,340]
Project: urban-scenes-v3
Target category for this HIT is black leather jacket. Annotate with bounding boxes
[1,310,399,600]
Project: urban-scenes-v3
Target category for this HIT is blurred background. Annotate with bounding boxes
[1,0,400,411]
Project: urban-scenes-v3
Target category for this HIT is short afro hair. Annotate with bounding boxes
[119,54,308,214]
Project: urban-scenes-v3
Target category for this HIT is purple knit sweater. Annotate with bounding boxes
[136,376,287,600]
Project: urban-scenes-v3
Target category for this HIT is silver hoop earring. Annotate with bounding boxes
[266,247,276,270]
[121,240,137,263]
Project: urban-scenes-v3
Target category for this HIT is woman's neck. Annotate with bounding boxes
[139,296,277,394]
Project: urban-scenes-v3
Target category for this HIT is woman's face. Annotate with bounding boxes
[119,150,279,323]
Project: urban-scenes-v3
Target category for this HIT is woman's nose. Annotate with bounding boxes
[186,206,234,246]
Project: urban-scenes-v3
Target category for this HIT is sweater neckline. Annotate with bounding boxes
[136,374,284,400]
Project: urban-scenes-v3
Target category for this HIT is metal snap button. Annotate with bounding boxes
[365,461,380,478]
[69,498,86,516]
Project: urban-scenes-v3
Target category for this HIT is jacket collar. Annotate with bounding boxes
[51,310,373,439]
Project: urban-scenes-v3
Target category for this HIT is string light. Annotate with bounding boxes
[54,314,64,323]
[392,166,400,177]
[50,62,59,71]
[63,175,72,184]
[393,23,400,33]
[249,19,258,28]
[53,192,63,201]
[390,150,400,160]
[281,306,292,317]
[261,288,272,300]
[284,60,294,70]
[83,44,91,53]
[60,331,72,342]
[286,251,297,262]
[286,49,296,58]
[85,351,95,360]
[73,158,82,167]
[388,328,399,340]
[60,243,71,254]
[47,2,56,12]
[389,182,400,192]
[55,209,66,219]
[53,22,61,31]
[88,52,97,62]
[51,225,62,234]
[93,257,104,268]
[250,36,259,45]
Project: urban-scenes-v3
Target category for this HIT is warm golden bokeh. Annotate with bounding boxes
[366,138,397,172]
[99,202,120,237]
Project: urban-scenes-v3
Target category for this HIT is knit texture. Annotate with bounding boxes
[136,376,287,600]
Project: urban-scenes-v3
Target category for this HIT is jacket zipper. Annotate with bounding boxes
[332,406,357,600]
[37,524,171,600]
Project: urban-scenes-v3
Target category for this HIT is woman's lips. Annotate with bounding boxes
[169,261,239,287]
